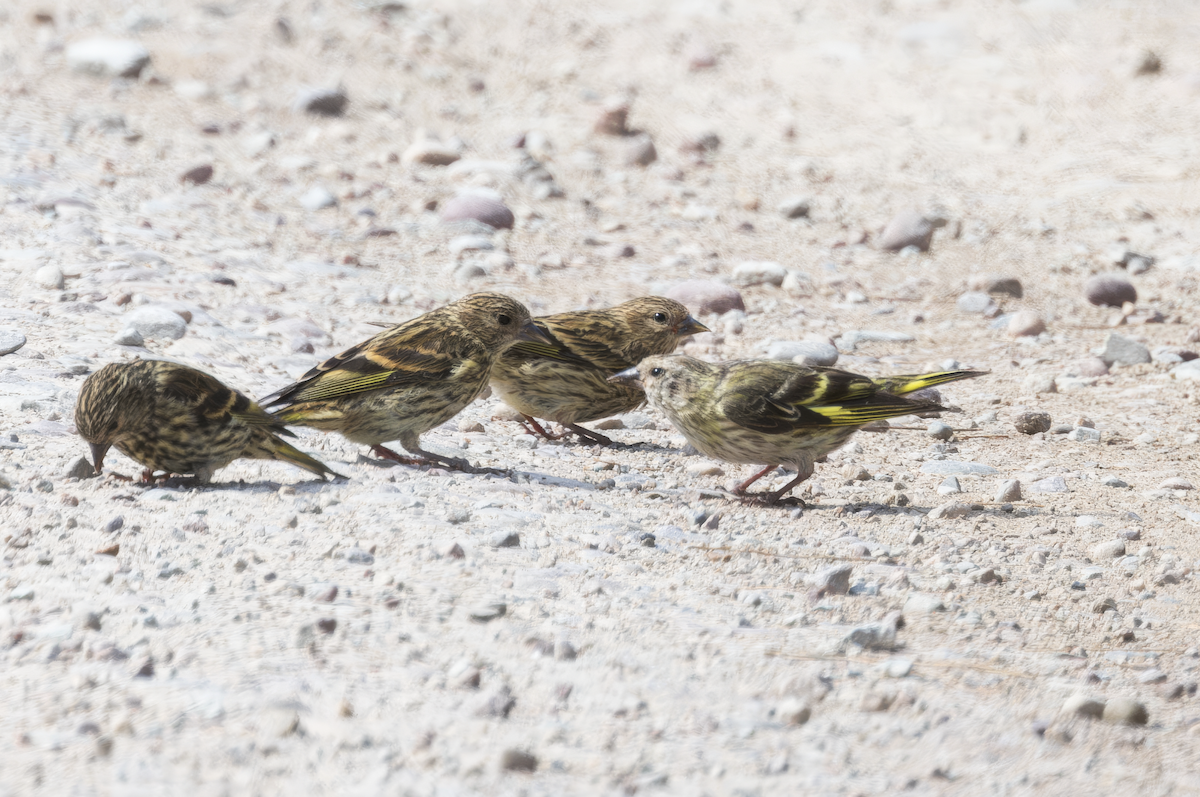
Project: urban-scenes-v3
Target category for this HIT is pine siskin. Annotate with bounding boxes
[75,359,339,483]
[613,355,986,504]
[260,292,547,469]
[489,297,708,445]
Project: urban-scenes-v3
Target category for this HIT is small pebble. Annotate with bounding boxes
[732,261,786,287]
[35,265,65,290]
[777,196,811,220]
[293,87,349,117]
[1063,694,1106,719]
[995,479,1021,502]
[1102,697,1148,726]
[968,274,1024,298]
[1085,275,1137,307]
[593,99,630,135]
[500,748,538,772]
[1013,411,1052,435]
[926,421,954,440]
[67,38,151,78]
[299,186,338,211]
[623,135,657,167]
[180,164,214,185]
[937,476,961,495]
[878,209,938,252]
[956,292,995,314]
[1007,310,1046,338]
[441,193,515,229]
[664,280,745,316]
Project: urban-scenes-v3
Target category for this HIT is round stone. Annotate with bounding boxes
[0,328,27,356]
[441,193,514,229]
[1007,310,1046,337]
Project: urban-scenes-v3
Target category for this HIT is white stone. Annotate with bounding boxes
[66,38,151,78]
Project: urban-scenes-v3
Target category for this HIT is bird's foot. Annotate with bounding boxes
[520,416,567,441]
[371,444,507,477]
[369,445,430,467]
[564,423,616,447]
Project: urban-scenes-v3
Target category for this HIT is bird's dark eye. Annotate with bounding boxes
[652,312,668,323]
[650,367,664,377]
[497,314,512,326]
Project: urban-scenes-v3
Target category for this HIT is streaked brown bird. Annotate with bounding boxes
[260,292,546,470]
[613,355,986,504]
[74,359,339,483]
[489,296,708,445]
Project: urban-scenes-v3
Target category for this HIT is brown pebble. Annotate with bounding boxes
[180,164,214,185]
[594,99,629,136]
[623,134,657,167]
[1085,274,1137,307]
[1013,411,1052,435]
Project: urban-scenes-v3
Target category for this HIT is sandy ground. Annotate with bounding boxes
[3,0,1200,794]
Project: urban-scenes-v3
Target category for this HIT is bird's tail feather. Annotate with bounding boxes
[873,370,987,396]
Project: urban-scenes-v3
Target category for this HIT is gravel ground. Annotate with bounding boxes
[3,0,1200,794]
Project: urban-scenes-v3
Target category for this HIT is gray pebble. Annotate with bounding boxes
[777,196,811,219]
[878,209,938,252]
[593,99,630,135]
[1067,426,1102,443]
[1013,411,1052,435]
[995,479,1021,502]
[1027,476,1068,493]
[956,291,995,314]
[1102,475,1129,488]
[500,748,538,772]
[299,186,338,211]
[1102,332,1151,366]
[114,327,144,347]
[490,531,520,548]
[926,421,954,440]
[67,38,151,78]
[64,457,95,480]
[293,87,349,117]
[1085,274,1137,307]
[125,305,187,341]
[808,564,853,596]
[937,476,961,495]
[0,329,27,356]
[468,602,507,623]
[554,640,578,660]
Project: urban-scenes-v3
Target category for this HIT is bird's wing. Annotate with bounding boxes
[503,315,630,373]
[259,332,458,407]
[721,367,938,433]
[156,365,289,431]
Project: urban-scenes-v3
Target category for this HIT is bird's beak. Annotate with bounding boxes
[89,443,110,475]
[517,320,554,346]
[608,367,643,389]
[674,315,709,337]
